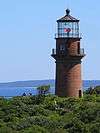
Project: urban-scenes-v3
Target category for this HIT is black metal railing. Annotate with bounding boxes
[55,33,82,38]
[52,48,85,56]
[80,48,84,55]
[70,48,85,56]
[52,49,56,55]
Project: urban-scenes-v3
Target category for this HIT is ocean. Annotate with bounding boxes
[0,87,55,98]
[0,80,100,98]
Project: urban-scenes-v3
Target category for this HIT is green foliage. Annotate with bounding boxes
[0,126,17,133]
[37,85,50,95]
[85,86,100,95]
[0,94,100,133]
[21,125,48,133]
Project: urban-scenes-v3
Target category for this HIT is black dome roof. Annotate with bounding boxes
[57,9,79,22]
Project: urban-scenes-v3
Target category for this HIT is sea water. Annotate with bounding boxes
[0,87,55,98]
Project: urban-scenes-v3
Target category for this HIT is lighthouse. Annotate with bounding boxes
[51,9,85,97]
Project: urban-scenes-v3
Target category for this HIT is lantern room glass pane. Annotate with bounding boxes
[57,21,79,38]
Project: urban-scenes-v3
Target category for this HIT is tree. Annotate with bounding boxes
[85,86,100,95]
[37,85,50,95]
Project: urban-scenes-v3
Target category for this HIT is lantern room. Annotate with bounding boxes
[56,9,80,38]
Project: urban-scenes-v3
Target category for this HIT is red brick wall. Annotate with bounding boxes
[66,63,82,97]
[55,62,83,97]
[55,38,83,97]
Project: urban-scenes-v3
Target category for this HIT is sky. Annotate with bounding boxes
[0,0,100,82]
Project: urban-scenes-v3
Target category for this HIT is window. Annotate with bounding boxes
[60,44,65,51]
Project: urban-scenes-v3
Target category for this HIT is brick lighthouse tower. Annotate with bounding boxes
[51,9,85,97]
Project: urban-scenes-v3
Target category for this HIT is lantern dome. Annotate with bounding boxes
[57,9,79,22]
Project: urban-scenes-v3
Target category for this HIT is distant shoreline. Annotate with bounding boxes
[0,80,100,88]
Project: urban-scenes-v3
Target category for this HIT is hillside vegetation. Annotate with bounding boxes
[0,92,100,133]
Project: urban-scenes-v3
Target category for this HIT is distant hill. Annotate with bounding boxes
[0,80,100,88]
[0,80,55,87]
[83,80,100,88]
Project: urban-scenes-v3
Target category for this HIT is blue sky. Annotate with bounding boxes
[0,0,100,82]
